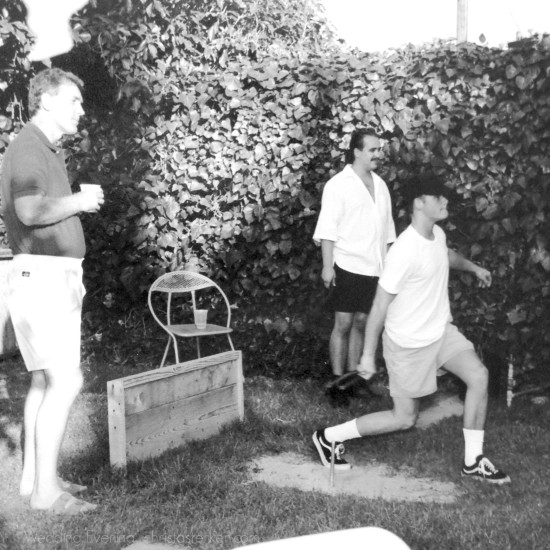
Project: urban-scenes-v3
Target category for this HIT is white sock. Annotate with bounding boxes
[325,420,361,443]
[463,428,484,466]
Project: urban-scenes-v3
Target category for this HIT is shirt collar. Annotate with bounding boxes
[344,164,378,187]
[27,122,61,154]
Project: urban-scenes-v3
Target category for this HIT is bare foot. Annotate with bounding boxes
[21,477,86,498]
[33,492,97,515]
[30,487,66,510]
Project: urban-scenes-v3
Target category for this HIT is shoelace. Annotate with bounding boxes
[478,457,498,475]
[334,443,346,460]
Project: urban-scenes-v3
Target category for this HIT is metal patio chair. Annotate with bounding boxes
[148,271,234,368]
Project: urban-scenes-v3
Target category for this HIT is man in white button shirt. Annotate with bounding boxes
[312,175,510,484]
[313,129,396,400]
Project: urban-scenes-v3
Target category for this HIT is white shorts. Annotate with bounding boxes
[383,323,475,398]
[7,254,85,372]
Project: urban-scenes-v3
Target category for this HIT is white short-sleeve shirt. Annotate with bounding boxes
[313,165,396,276]
[379,224,451,348]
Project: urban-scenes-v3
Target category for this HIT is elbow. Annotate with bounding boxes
[14,198,46,227]
[17,212,38,227]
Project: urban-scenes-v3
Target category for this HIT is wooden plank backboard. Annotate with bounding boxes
[107,350,243,467]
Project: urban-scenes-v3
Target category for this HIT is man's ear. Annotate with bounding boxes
[413,196,423,210]
[40,92,53,112]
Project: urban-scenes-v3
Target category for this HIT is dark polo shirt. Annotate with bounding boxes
[0,122,85,258]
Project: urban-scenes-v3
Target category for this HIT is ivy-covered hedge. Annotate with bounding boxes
[1,0,549,372]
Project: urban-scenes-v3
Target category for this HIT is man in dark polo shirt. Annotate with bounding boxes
[1,68,104,514]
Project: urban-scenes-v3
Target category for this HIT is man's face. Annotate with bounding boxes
[354,136,382,171]
[43,82,84,136]
[420,194,449,221]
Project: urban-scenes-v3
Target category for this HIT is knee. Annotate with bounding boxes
[352,313,367,331]
[47,368,83,400]
[333,317,353,335]
[66,369,84,397]
[467,363,489,392]
[394,410,418,431]
[29,371,47,392]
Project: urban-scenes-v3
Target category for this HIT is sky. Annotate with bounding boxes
[321,0,550,52]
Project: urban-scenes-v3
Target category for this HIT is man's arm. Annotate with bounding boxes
[320,239,336,289]
[448,249,492,288]
[357,285,396,378]
[14,190,104,227]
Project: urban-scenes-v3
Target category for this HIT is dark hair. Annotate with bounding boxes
[28,68,83,117]
[404,174,450,212]
[344,128,378,164]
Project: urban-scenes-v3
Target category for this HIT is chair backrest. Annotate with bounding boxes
[149,271,214,293]
[148,271,232,328]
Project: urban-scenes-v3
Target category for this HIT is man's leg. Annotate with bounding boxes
[30,366,83,509]
[347,312,367,372]
[329,311,353,376]
[19,370,47,496]
[442,349,510,484]
[442,349,488,430]
[313,397,419,468]
[355,396,419,435]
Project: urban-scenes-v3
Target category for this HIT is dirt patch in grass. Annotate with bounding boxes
[248,451,460,503]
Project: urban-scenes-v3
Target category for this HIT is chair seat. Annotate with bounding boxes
[166,323,233,338]
[148,271,235,366]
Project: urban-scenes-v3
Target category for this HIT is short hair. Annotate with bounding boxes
[28,68,84,117]
[345,128,378,164]
[404,174,450,212]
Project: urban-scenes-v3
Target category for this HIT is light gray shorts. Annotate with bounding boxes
[383,323,474,398]
[8,254,85,372]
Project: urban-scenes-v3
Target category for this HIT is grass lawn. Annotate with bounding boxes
[1,342,549,550]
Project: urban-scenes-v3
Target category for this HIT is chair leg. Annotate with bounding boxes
[160,338,171,368]
[227,334,235,351]
[196,337,201,358]
[173,336,180,364]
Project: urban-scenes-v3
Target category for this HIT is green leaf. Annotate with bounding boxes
[434,117,450,134]
[505,64,518,79]
[507,307,527,325]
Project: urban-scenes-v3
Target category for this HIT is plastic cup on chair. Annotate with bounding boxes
[194,309,208,329]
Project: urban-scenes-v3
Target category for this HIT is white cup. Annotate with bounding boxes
[80,183,102,195]
[194,309,208,330]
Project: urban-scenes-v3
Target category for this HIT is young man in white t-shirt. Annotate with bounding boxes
[312,175,510,484]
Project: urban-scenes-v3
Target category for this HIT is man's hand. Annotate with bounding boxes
[78,188,104,213]
[321,266,335,289]
[357,354,376,381]
[473,265,492,288]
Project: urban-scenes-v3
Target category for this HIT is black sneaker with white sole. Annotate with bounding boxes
[312,429,351,470]
[461,455,510,484]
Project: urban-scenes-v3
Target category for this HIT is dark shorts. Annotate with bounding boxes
[329,264,378,314]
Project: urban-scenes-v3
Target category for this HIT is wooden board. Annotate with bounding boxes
[107,350,244,467]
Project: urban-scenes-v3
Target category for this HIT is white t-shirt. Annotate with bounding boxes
[379,224,451,348]
[313,165,396,276]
